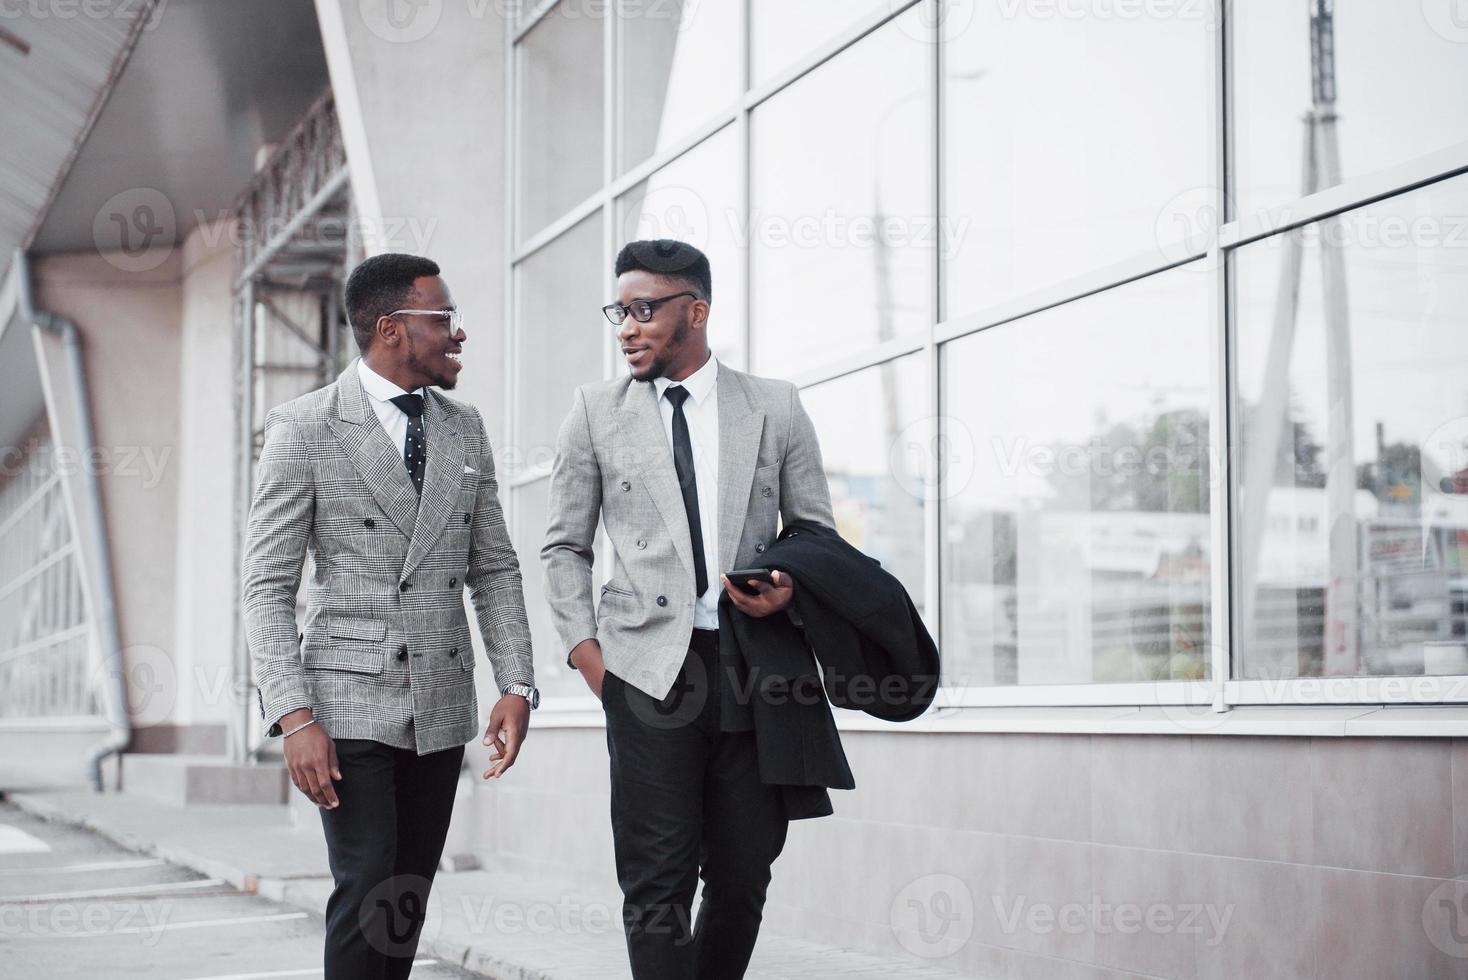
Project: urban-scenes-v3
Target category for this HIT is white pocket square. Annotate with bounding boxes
[463,465,477,474]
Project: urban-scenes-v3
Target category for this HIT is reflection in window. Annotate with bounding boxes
[801,355,929,616]
[618,0,740,172]
[942,267,1213,687]
[943,0,1210,318]
[750,9,933,374]
[514,215,605,476]
[617,127,746,370]
[518,4,603,240]
[1232,0,1468,216]
[1234,175,1468,680]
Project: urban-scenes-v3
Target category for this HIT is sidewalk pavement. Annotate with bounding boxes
[4,787,968,980]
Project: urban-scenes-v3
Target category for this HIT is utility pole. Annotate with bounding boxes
[1239,0,1358,676]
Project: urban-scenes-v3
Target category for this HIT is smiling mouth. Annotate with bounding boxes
[445,350,463,365]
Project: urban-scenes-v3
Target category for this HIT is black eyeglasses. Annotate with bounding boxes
[602,291,698,325]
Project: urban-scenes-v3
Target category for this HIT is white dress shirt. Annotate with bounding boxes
[653,353,721,630]
[357,357,427,457]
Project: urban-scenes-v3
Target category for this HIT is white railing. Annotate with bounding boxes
[0,426,98,721]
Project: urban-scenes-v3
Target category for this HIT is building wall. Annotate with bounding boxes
[32,250,183,731]
[478,725,1468,979]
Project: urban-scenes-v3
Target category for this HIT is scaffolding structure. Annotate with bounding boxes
[231,88,357,763]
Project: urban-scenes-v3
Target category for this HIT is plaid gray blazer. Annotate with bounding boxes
[542,364,835,700]
[242,360,534,755]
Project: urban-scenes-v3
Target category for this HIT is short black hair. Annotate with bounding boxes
[343,253,441,351]
[614,240,712,304]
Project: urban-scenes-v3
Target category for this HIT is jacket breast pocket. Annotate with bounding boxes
[752,460,781,510]
[304,616,388,674]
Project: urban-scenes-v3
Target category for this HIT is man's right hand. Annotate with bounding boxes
[569,639,607,701]
[279,708,340,809]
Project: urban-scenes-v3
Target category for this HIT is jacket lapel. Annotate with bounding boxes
[328,361,419,539]
[612,381,696,580]
[402,391,464,581]
[715,369,764,575]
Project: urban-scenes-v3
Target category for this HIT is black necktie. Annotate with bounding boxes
[389,393,426,494]
[664,385,708,598]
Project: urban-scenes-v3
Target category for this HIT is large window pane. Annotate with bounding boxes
[750,0,887,85]
[518,4,604,241]
[617,127,746,370]
[801,355,929,616]
[750,10,933,374]
[514,214,605,476]
[942,267,1213,688]
[1234,175,1468,681]
[943,0,1211,318]
[618,0,740,173]
[1232,0,1468,216]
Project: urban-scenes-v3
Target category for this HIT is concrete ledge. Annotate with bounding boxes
[120,753,289,805]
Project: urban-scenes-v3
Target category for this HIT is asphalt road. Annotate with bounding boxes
[0,801,479,979]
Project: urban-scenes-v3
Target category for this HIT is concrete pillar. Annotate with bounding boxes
[313,0,510,445]
[170,222,238,736]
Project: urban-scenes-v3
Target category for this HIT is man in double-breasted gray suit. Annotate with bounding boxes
[543,239,835,979]
[243,253,538,980]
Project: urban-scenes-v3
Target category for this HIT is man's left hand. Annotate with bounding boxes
[721,569,796,618]
[482,693,530,779]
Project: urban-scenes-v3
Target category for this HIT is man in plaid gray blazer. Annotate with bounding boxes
[543,240,835,979]
[243,253,537,980]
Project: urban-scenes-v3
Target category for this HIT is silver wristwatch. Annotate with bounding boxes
[504,683,540,710]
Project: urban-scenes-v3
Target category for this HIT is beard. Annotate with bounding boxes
[642,314,690,381]
[406,331,456,390]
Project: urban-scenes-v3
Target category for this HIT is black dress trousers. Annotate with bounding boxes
[603,628,788,980]
[318,738,465,980]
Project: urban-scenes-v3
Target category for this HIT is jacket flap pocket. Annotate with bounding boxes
[327,616,387,642]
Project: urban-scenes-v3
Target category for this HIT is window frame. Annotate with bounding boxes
[506,0,1468,720]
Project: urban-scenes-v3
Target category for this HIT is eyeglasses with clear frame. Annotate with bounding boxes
[387,308,463,333]
[601,291,698,325]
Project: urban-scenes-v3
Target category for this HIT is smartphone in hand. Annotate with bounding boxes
[725,567,775,595]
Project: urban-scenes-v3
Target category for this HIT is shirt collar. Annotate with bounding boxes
[654,352,718,406]
[357,357,425,404]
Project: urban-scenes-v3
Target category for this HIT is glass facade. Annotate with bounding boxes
[509,0,1468,706]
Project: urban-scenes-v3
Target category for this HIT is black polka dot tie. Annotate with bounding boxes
[389,393,426,494]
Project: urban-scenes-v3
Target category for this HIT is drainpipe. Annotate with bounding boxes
[17,252,131,790]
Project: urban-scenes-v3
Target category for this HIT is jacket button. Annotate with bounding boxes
[755,543,766,554]
[399,581,411,592]
[656,595,668,607]
[449,577,457,587]
[621,481,631,492]
[636,539,647,549]
[463,513,472,525]
[363,518,375,528]
[761,486,773,497]
[397,646,408,661]
[448,647,459,658]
